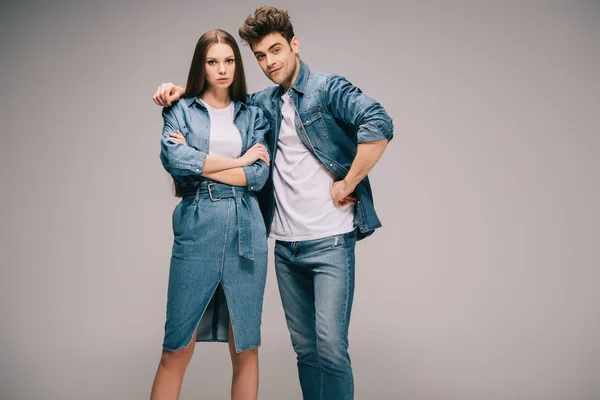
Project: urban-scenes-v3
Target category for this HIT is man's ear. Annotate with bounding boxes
[291,36,300,54]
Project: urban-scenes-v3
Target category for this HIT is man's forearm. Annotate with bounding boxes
[344,140,388,187]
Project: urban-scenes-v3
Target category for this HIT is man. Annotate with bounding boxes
[153,7,393,399]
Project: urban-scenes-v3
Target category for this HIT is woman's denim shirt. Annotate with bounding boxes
[160,97,270,193]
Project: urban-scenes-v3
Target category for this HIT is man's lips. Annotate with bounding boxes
[269,67,282,75]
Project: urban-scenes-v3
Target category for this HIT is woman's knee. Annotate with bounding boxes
[160,345,195,369]
[231,347,258,369]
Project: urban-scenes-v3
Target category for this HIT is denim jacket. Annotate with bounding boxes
[160,97,270,193]
[248,61,394,240]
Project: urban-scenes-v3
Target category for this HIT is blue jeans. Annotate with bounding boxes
[275,230,357,400]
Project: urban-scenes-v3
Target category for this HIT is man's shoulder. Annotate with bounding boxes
[308,69,332,82]
[244,103,266,119]
[248,86,279,106]
[309,69,352,90]
[305,69,331,95]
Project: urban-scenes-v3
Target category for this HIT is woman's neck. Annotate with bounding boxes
[201,87,231,109]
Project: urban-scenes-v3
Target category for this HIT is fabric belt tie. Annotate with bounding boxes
[181,182,254,260]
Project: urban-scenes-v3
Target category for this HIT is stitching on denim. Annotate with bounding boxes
[220,284,240,354]
[312,277,324,399]
[219,200,231,281]
[165,282,221,353]
[211,284,221,341]
[344,244,355,398]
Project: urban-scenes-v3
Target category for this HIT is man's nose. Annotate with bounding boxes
[266,54,275,66]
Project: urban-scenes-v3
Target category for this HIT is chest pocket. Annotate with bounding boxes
[299,108,328,145]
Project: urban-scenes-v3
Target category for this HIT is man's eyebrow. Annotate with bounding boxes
[254,42,283,55]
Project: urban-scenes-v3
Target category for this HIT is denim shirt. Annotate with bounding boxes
[160,97,271,193]
[248,61,394,240]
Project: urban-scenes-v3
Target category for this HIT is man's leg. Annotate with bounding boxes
[276,231,357,400]
[310,231,356,400]
[275,240,321,399]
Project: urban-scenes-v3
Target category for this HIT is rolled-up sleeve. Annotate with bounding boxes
[324,75,394,144]
[242,108,271,192]
[160,105,208,176]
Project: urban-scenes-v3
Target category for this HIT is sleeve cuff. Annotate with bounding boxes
[242,165,258,191]
[357,122,392,143]
[191,152,207,174]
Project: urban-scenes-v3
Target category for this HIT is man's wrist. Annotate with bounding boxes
[343,176,360,190]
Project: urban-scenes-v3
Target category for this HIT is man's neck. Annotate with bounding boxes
[281,58,302,91]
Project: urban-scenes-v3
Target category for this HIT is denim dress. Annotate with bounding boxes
[159,97,270,353]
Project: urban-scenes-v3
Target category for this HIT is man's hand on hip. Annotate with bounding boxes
[331,180,357,208]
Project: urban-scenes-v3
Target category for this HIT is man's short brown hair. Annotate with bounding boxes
[239,6,295,47]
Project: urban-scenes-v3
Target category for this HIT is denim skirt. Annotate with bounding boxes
[162,182,268,353]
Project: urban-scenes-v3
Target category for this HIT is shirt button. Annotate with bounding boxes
[329,163,333,167]
[196,168,200,172]
[250,186,254,190]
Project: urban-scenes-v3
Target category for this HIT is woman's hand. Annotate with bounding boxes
[168,130,187,145]
[239,143,270,166]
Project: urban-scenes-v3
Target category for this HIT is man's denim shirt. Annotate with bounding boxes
[248,61,394,240]
[160,98,270,192]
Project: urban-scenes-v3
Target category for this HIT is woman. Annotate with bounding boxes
[150,29,270,400]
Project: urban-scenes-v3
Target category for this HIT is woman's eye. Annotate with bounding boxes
[208,60,216,65]
[226,59,234,64]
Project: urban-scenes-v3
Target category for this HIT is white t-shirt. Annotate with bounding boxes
[205,102,242,158]
[269,92,354,241]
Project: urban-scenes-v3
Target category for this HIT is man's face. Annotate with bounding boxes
[251,32,300,88]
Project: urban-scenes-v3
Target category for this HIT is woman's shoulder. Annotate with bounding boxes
[162,98,190,120]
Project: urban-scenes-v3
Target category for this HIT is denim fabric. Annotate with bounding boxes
[248,61,394,240]
[161,97,270,193]
[159,99,270,353]
[275,230,357,400]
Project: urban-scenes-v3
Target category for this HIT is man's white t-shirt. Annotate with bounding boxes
[269,92,354,241]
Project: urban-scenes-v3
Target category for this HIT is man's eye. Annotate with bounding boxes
[256,55,264,60]
[273,48,280,53]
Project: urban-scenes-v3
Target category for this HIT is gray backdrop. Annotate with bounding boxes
[1,0,599,399]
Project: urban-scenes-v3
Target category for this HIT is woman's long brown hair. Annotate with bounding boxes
[173,29,248,197]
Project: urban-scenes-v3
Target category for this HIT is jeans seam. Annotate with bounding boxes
[313,291,324,400]
[344,242,354,398]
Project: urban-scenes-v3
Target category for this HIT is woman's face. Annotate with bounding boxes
[204,42,236,90]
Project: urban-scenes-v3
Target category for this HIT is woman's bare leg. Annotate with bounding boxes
[228,320,259,400]
[150,331,197,400]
